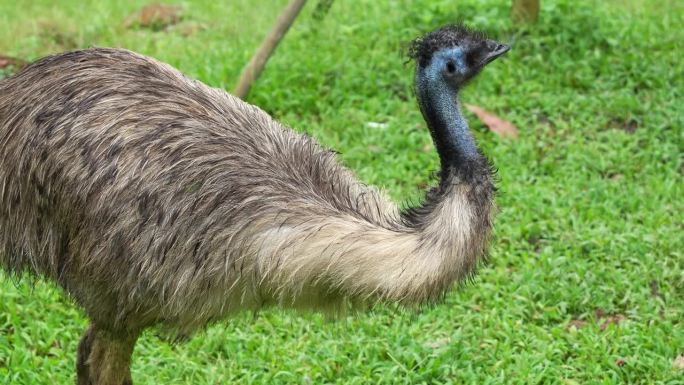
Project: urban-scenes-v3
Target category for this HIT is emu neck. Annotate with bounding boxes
[416,76,478,178]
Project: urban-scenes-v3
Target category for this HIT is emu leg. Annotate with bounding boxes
[76,325,139,385]
[76,325,95,385]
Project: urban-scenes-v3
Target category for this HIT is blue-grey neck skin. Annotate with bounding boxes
[415,48,479,177]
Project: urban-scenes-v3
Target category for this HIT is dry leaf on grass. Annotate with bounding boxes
[566,319,588,330]
[594,308,606,319]
[37,20,79,50]
[565,310,628,333]
[0,55,28,70]
[464,103,518,138]
[124,3,183,31]
[673,354,684,370]
[365,122,388,129]
[594,308,626,331]
[177,22,207,37]
[599,315,626,331]
[607,117,638,134]
[423,337,450,350]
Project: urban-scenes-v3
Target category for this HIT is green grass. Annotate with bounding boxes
[1,0,683,383]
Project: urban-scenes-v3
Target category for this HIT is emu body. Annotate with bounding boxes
[0,25,507,384]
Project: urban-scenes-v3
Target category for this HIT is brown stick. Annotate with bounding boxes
[512,0,540,23]
[233,0,308,99]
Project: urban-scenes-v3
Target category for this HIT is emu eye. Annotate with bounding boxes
[445,60,456,74]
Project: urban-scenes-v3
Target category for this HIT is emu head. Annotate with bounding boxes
[409,24,510,89]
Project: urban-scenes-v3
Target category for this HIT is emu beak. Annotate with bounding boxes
[482,40,510,65]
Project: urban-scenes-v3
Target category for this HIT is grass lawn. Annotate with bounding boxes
[1,0,682,383]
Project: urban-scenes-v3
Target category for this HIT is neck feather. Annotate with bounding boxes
[401,70,494,229]
[416,76,479,179]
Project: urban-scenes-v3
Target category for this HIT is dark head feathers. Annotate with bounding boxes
[408,24,489,68]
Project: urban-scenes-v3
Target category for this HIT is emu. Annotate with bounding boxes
[0,25,508,384]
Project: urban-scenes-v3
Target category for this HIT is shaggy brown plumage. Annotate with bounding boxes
[0,25,507,385]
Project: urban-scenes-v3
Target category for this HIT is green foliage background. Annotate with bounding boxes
[0,0,682,383]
